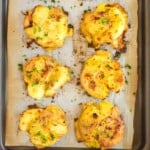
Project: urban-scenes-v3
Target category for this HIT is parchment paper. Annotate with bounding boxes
[6,0,138,149]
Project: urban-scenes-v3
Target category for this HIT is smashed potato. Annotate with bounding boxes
[19,105,68,148]
[80,50,124,99]
[24,5,73,50]
[23,56,70,100]
[75,101,124,148]
[80,3,128,51]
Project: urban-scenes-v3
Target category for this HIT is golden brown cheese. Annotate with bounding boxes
[23,56,70,100]
[80,50,124,99]
[19,105,68,148]
[24,5,73,50]
[75,101,124,148]
[80,3,128,51]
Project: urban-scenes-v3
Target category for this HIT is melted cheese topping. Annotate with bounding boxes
[80,50,124,99]
[23,56,70,100]
[75,101,124,148]
[19,105,68,148]
[24,5,73,50]
[80,3,128,51]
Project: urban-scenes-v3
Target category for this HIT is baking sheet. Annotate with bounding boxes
[5,0,138,149]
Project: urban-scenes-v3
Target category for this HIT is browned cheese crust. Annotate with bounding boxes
[80,50,124,99]
[19,105,68,148]
[75,101,124,148]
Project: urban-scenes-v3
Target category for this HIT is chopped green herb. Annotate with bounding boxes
[114,51,121,59]
[35,131,41,136]
[106,64,112,69]
[32,81,39,86]
[18,64,23,71]
[44,32,48,37]
[125,78,128,84]
[125,64,132,69]
[51,0,55,3]
[33,68,42,73]
[68,24,74,28]
[27,72,32,78]
[36,37,43,40]
[48,5,52,9]
[101,18,108,24]
[86,93,92,97]
[35,131,47,143]
[41,135,47,143]
[50,133,55,141]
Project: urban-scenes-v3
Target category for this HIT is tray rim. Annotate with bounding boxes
[0,0,149,149]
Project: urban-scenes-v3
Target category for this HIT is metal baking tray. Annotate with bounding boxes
[0,0,150,149]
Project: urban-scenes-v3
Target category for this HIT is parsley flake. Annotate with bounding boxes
[48,5,52,9]
[44,32,48,37]
[68,24,74,28]
[101,18,108,24]
[114,52,121,59]
[36,37,43,40]
[125,64,132,69]
[32,81,39,86]
[18,64,23,71]
[41,135,47,143]
[50,133,55,140]
[35,131,41,136]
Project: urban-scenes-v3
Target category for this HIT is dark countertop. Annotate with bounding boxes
[143,0,150,149]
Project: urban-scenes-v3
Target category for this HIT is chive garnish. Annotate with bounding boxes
[18,64,23,71]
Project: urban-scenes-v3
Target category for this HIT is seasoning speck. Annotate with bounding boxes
[93,113,98,119]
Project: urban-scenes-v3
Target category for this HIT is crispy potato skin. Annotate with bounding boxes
[23,56,70,100]
[80,50,124,99]
[80,3,128,51]
[75,101,124,148]
[19,105,68,148]
[24,5,73,50]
